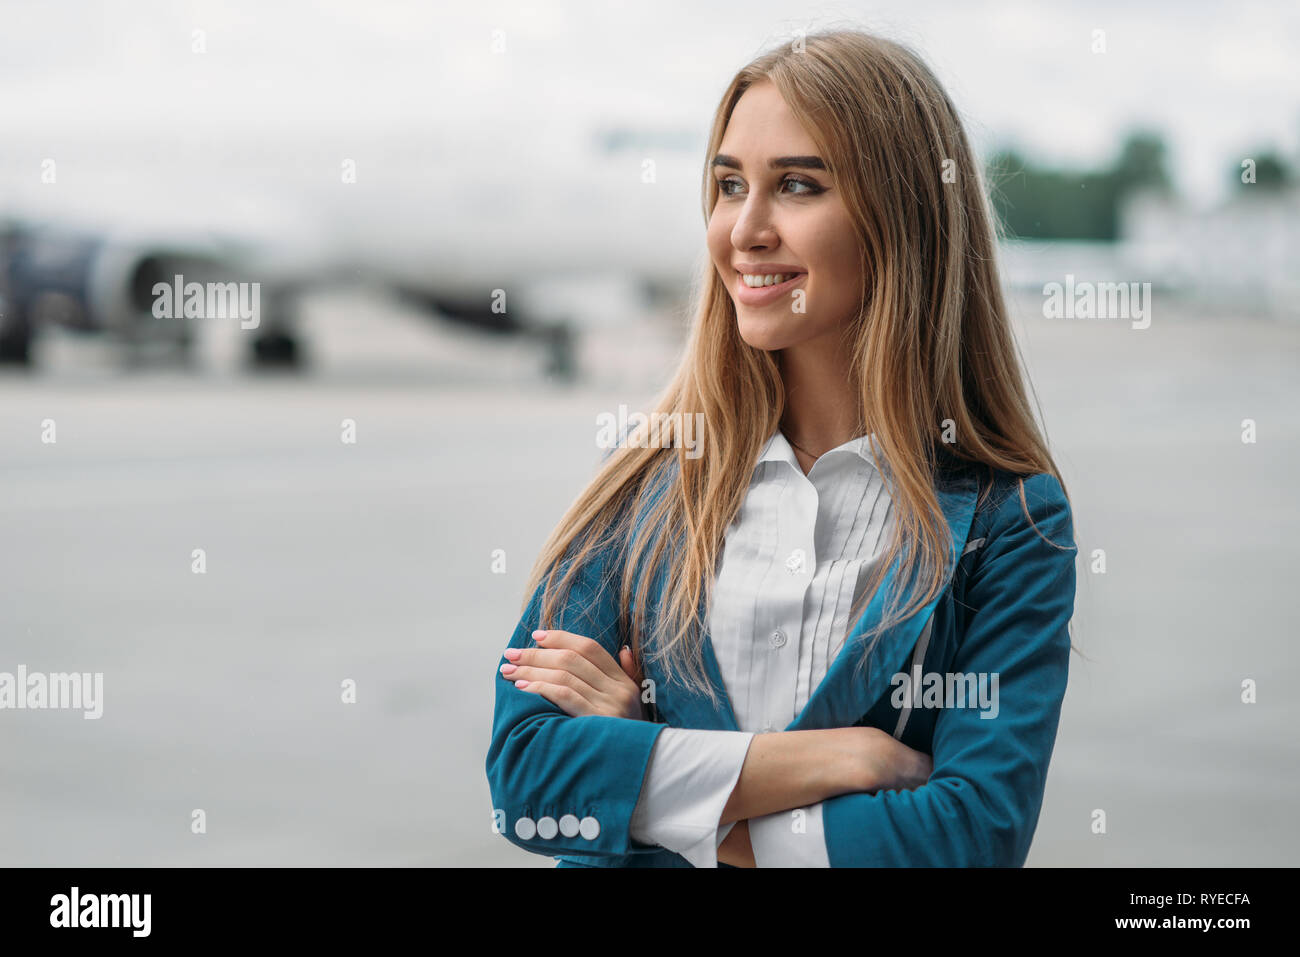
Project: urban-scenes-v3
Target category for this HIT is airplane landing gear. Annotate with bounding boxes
[250,329,301,367]
[0,310,32,365]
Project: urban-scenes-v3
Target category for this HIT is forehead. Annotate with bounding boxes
[718,80,819,156]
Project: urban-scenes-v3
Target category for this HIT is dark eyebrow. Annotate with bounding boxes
[711,154,828,172]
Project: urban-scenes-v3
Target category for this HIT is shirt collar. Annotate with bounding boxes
[756,429,883,475]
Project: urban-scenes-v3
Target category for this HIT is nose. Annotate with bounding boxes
[730,191,778,251]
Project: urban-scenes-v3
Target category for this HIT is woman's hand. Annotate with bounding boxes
[500,629,647,720]
[852,726,933,793]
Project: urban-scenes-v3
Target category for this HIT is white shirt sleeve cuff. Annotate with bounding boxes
[748,801,831,866]
[629,727,755,867]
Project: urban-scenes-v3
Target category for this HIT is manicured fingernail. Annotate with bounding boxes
[621,645,630,654]
[514,679,529,688]
[532,629,547,640]
[503,648,521,660]
[500,663,517,675]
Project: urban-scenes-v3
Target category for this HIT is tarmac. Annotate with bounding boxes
[1,288,1296,866]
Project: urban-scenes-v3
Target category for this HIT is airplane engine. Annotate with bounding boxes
[0,224,221,365]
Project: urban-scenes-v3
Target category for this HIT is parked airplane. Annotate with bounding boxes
[0,121,708,376]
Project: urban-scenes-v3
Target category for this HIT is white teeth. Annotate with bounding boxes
[740,272,799,287]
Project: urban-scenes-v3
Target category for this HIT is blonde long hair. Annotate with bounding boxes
[521,29,1072,708]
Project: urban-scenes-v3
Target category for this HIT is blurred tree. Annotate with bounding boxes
[1233,150,1294,190]
[986,131,1173,240]
[1113,131,1174,195]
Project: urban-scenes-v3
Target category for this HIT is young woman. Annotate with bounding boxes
[486,28,1078,867]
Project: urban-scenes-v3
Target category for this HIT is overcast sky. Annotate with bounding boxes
[0,0,1296,208]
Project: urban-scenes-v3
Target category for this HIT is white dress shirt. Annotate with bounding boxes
[628,428,896,866]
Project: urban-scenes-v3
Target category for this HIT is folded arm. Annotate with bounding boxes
[486,547,674,860]
[630,722,920,866]
[819,472,1077,866]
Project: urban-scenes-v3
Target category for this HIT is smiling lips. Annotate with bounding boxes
[734,268,806,306]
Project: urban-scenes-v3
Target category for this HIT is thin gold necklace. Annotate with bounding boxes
[783,431,825,459]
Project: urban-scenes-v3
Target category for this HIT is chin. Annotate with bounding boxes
[735,314,800,352]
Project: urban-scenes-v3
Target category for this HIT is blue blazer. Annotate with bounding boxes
[486,459,1077,867]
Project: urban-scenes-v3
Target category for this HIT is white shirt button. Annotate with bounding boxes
[770,629,787,648]
[514,816,537,840]
[559,814,580,837]
[579,816,601,840]
[784,548,806,574]
[536,816,558,839]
